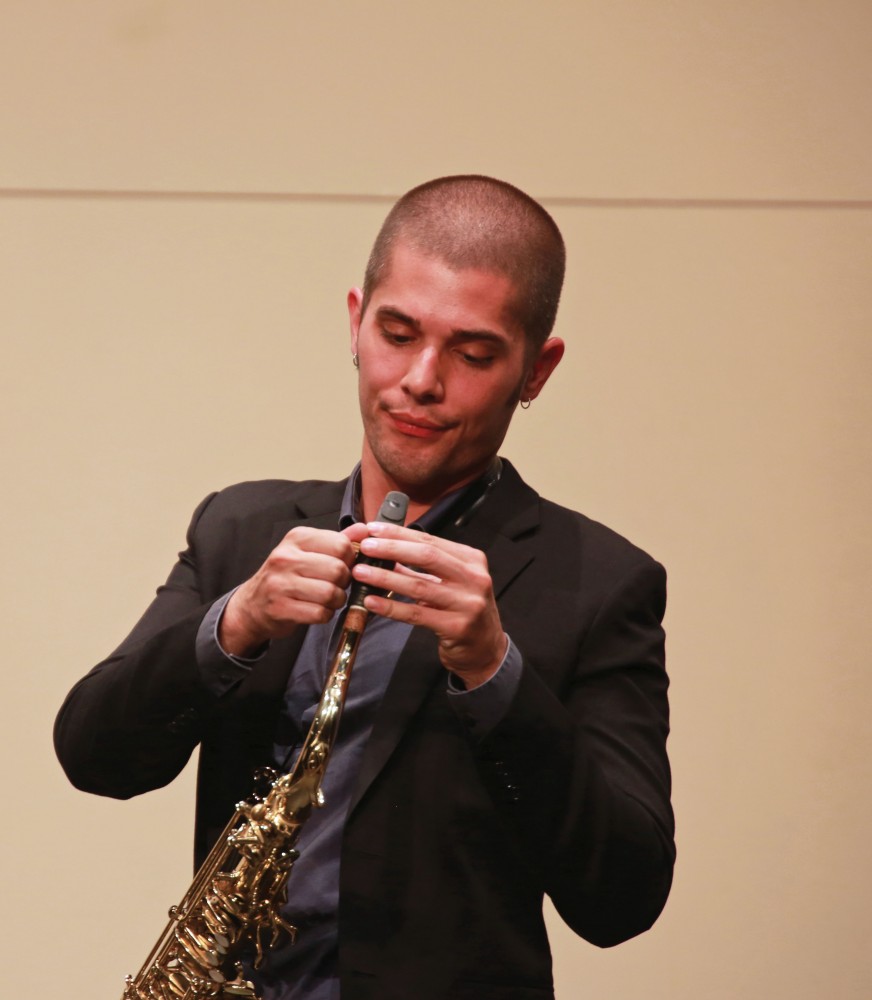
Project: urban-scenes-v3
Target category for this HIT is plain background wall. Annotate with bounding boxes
[2,2,870,997]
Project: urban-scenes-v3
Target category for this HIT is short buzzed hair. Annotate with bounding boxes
[361,175,565,351]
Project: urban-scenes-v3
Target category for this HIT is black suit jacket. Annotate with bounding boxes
[55,460,674,1000]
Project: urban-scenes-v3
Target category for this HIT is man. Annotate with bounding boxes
[55,176,674,1000]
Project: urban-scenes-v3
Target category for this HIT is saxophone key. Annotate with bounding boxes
[202,899,234,942]
[183,924,222,965]
[163,969,190,998]
[174,927,220,970]
[210,884,248,921]
[172,944,213,983]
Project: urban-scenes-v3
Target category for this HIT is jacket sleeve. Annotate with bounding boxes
[53,493,226,798]
[474,551,674,948]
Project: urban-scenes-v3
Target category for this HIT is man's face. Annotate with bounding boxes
[348,242,563,504]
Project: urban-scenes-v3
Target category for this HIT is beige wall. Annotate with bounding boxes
[3,3,871,997]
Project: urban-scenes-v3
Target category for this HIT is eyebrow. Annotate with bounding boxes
[375,306,510,345]
[376,306,421,331]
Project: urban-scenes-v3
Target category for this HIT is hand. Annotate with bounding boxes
[220,523,370,656]
[350,522,507,689]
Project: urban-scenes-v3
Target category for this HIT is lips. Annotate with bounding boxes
[386,411,454,439]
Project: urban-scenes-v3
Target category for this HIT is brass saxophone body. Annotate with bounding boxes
[123,490,409,1000]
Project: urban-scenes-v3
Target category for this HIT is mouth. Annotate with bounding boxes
[386,410,454,440]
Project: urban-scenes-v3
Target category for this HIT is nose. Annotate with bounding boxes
[400,346,444,403]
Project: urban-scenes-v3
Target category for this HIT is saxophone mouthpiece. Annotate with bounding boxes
[378,491,409,526]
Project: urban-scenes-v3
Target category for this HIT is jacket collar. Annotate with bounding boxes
[267,478,348,549]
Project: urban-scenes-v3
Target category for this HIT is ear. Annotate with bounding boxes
[347,287,364,356]
[521,337,565,402]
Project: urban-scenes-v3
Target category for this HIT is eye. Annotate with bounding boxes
[381,325,414,346]
[458,350,495,367]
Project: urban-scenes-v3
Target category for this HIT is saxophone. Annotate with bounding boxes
[123,491,409,1000]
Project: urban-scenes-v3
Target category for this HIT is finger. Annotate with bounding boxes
[342,521,371,546]
[286,525,358,565]
[365,521,462,552]
[358,533,468,582]
[361,591,443,630]
[352,561,459,612]
[268,546,352,588]
[393,563,442,583]
[262,596,342,631]
[260,570,349,614]
[363,521,423,540]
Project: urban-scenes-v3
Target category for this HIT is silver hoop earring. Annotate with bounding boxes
[352,353,359,369]
[520,398,531,409]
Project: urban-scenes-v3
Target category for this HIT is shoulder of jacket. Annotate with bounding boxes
[537,496,663,576]
[193,477,347,527]
[213,477,342,503]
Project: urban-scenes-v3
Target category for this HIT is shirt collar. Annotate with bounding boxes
[338,459,502,535]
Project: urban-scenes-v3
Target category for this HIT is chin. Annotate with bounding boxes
[372,447,450,494]
[384,459,446,492]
